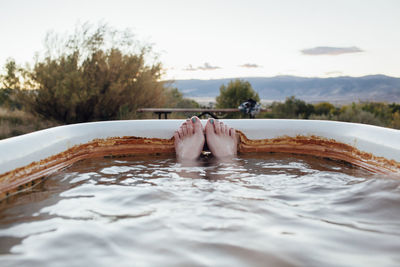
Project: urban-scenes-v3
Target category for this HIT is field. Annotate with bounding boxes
[0,108,59,140]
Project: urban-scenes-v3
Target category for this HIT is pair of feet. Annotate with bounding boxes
[174,117,238,161]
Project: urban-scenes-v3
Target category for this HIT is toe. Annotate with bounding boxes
[174,131,181,142]
[187,121,194,135]
[223,124,228,136]
[219,122,225,135]
[192,116,203,134]
[214,120,221,134]
[205,119,215,135]
[178,128,184,138]
[183,123,189,136]
[219,121,226,135]
[191,116,198,124]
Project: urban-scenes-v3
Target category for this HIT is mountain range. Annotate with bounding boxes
[171,75,400,103]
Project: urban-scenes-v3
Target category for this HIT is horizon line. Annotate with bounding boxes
[164,74,400,82]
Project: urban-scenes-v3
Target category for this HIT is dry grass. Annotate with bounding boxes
[0,107,60,140]
[0,108,190,140]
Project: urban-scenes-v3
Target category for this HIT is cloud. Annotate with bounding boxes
[240,63,262,68]
[198,62,220,71]
[183,64,197,71]
[301,46,363,56]
[183,62,221,71]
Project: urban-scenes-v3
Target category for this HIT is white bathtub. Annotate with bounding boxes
[1,119,399,198]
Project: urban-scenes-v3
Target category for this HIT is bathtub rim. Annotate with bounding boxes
[0,119,400,176]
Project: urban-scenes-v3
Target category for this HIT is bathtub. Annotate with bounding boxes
[0,119,399,199]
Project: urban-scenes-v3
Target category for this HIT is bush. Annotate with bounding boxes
[391,111,400,129]
[269,96,314,119]
[0,88,11,106]
[336,104,383,126]
[0,107,59,139]
[216,79,260,118]
[0,60,24,110]
[314,102,336,116]
[164,88,200,108]
[360,102,392,125]
[14,23,168,123]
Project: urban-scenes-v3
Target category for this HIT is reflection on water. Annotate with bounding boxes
[1,154,400,267]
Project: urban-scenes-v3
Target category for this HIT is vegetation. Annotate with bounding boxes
[0,88,12,107]
[0,107,59,140]
[216,79,260,118]
[1,23,400,139]
[1,23,198,124]
[267,96,315,119]
[0,60,24,110]
[18,23,168,123]
[164,88,200,109]
[265,96,400,129]
[0,22,199,138]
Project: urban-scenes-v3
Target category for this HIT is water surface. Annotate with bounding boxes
[1,154,400,266]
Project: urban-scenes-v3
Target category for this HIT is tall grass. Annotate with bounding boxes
[0,107,59,140]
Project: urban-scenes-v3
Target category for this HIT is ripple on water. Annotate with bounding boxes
[0,154,400,267]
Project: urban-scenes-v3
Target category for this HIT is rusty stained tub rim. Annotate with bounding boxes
[0,119,400,200]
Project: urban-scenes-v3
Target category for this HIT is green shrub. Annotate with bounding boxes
[164,88,200,108]
[360,102,392,125]
[0,107,59,139]
[269,96,314,119]
[0,88,11,106]
[391,111,400,129]
[216,79,260,118]
[314,102,336,116]
[14,23,168,123]
[336,104,383,126]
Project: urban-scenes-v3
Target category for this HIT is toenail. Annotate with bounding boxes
[192,117,196,123]
[210,119,214,124]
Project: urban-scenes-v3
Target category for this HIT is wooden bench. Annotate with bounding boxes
[137,108,270,119]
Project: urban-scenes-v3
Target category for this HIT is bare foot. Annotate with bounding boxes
[205,119,238,158]
[174,116,205,161]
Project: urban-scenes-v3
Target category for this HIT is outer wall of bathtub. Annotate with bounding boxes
[0,119,399,198]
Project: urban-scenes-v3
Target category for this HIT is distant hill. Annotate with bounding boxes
[171,75,400,103]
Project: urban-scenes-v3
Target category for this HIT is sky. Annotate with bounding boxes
[0,0,399,80]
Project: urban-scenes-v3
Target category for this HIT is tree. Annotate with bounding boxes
[360,102,392,125]
[314,102,335,116]
[391,111,400,129]
[0,59,25,109]
[1,59,22,90]
[216,79,260,118]
[269,96,314,119]
[336,103,383,126]
[17,22,168,123]
[164,88,200,108]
